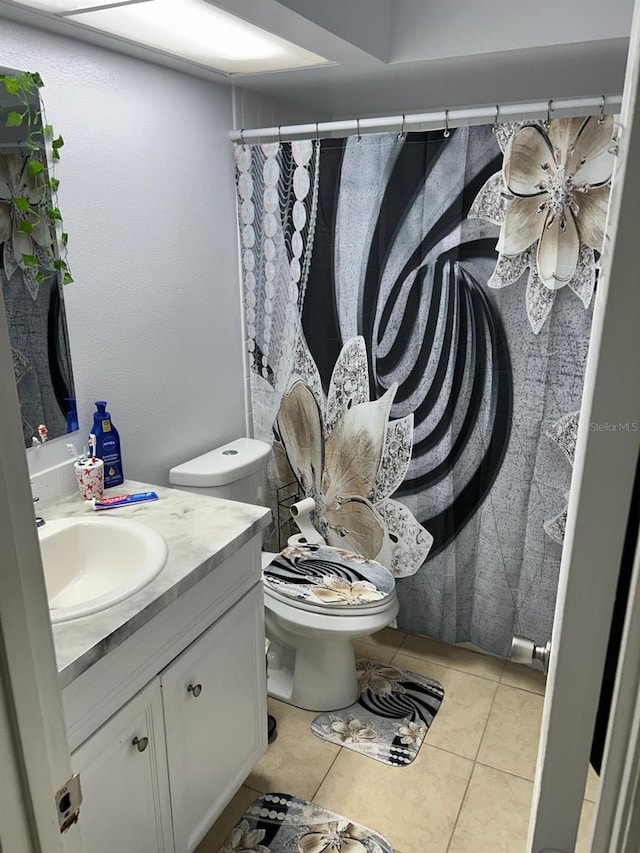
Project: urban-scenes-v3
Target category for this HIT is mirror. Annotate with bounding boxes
[0,66,76,448]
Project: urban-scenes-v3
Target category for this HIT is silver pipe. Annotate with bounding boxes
[229,94,623,143]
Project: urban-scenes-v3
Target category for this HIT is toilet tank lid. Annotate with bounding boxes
[169,438,272,487]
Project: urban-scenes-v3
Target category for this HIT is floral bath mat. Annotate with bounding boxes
[311,659,444,766]
[218,792,393,852]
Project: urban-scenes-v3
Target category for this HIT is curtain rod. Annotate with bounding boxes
[229,94,623,143]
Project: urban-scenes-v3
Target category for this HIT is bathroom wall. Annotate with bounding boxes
[232,86,320,131]
[0,18,247,486]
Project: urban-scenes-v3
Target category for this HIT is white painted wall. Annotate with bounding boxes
[232,86,321,130]
[0,17,246,486]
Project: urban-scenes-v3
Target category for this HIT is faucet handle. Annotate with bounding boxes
[32,496,45,527]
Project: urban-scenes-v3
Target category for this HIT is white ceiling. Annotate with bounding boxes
[221,0,634,119]
[0,0,634,120]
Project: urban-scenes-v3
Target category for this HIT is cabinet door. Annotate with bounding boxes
[71,679,173,853]
[161,583,267,852]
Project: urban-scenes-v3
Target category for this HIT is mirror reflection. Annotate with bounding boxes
[0,65,76,448]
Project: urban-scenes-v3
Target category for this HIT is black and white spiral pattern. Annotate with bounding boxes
[359,679,444,726]
[264,544,395,602]
[303,130,512,558]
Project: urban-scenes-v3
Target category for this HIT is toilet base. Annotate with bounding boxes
[266,633,359,712]
[262,555,399,713]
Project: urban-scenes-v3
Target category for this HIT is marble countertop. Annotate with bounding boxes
[47,480,270,688]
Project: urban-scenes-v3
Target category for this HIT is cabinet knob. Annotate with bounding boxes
[187,683,202,698]
[131,736,149,753]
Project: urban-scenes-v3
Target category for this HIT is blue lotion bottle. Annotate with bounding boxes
[64,397,78,433]
[92,401,124,488]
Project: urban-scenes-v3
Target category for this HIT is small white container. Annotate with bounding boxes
[74,458,104,502]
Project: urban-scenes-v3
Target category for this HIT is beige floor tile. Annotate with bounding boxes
[314,744,472,853]
[444,763,594,853]
[353,638,397,664]
[501,661,546,695]
[357,627,406,659]
[477,684,544,780]
[448,764,533,853]
[398,634,505,681]
[577,799,596,853]
[584,764,600,803]
[195,785,261,853]
[392,653,499,760]
[245,698,341,800]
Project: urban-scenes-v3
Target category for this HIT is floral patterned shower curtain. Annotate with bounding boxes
[235,117,613,657]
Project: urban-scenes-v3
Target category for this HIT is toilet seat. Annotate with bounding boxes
[264,583,399,636]
[264,584,394,617]
[262,543,396,615]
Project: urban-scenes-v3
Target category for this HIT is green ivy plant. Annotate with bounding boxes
[0,70,72,285]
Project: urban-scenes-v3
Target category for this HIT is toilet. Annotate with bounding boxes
[169,437,399,712]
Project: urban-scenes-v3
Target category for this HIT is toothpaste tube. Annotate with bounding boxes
[85,491,159,510]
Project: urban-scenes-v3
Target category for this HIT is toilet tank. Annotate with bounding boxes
[169,438,272,506]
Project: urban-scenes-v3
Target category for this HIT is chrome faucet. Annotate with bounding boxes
[33,496,45,528]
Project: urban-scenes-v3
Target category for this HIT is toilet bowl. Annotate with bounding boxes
[169,438,399,713]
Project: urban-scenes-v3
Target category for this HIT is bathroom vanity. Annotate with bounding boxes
[46,480,270,853]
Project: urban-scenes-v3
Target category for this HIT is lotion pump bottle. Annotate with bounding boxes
[92,401,124,488]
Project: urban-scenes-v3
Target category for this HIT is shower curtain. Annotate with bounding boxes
[235,117,614,657]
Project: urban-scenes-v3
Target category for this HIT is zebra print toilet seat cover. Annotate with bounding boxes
[262,543,395,610]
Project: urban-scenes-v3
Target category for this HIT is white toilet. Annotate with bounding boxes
[169,437,399,712]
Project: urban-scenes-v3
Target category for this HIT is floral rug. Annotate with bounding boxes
[218,793,393,852]
[311,659,444,766]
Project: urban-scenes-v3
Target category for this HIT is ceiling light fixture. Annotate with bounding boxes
[7,0,330,74]
[5,0,153,12]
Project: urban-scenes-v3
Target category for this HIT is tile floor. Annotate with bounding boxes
[196,628,599,853]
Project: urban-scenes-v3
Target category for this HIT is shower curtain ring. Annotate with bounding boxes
[493,104,500,134]
[443,109,450,138]
[598,94,606,124]
[278,126,282,145]
[398,113,406,141]
[356,118,362,143]
[315,121,320,142]
[544,99,553,129]
[240,128,245,145]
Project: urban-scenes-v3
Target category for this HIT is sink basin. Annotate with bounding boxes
[39,516,168,623]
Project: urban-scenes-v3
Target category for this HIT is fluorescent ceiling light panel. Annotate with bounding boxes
[7,0,151,11]
[63,0,330,73]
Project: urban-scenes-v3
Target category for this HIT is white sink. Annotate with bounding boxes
[39,516,168,623]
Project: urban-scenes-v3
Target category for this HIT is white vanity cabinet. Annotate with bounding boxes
[161,583,266,852]
[71,680,173,853]
[63,537,268,853]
